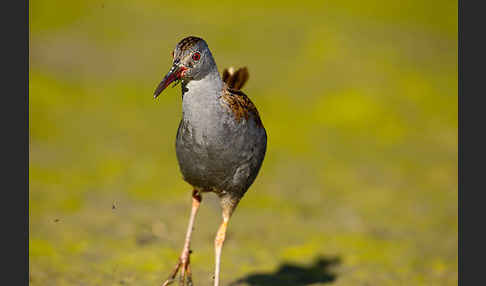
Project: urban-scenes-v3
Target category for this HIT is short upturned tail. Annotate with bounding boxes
[222,67,249,90]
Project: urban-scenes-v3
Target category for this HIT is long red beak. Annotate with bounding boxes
[153,64,186,98]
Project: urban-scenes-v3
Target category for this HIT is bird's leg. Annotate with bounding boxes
[162,190,202,286]
[213,213,230,286]
[185,263,193,286]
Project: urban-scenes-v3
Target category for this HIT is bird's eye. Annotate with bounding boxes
[192,52,201,61]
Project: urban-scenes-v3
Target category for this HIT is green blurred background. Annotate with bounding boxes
[29,1,457,285]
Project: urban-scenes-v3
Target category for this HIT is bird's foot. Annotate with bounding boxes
[161,251,193,286]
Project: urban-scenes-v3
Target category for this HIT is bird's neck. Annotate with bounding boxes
[180,66,225,123]
[182,66,223,99]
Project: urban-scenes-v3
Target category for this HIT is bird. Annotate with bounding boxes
[153,36,267,286]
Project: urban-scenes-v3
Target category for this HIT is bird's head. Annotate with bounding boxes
[154,36,216,98]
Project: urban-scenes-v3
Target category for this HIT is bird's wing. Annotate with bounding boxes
[221,87,263,128]
[222,67,249,90]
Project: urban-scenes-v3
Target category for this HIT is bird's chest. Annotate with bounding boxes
[177,98,246,161]
[175,91,248,185]
[180,92,230,144]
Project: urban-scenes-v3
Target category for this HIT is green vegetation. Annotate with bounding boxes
[30,1,457,285]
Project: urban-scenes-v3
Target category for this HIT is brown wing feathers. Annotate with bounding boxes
[221,66,263,127]
[222,67,249,90]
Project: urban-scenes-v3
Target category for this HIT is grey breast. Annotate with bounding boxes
[175,87,266,197]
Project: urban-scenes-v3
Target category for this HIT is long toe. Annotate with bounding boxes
[161,259,182,286]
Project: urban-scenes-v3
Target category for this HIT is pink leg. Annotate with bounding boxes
[162,190,202,286]
[213,213,230,286]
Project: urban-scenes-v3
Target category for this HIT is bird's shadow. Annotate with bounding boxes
[229,255,340,286]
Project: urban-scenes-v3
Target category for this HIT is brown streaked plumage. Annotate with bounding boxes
[177,36,203,53]
[221,87,263,128]
[221,66,261,126]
